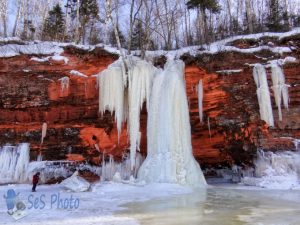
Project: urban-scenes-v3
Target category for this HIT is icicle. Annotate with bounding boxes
[37,153,43,161]
[98,59,125,140]
[58,76,70,93]
[137,60,206,187]
[127,60,156,170]
[197,80,203,123]
[271,64,289,121]
[41,122,47,144]
[207,117,212,140]
[101,152,105,182]
[253,64,274,126]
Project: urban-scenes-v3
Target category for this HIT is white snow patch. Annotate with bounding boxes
[51,54,69,64]
[70,70,88,78]
[0,42,63,57]
[30,56,49,62]
[215,69,243,75]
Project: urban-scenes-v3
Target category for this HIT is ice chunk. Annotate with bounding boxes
[61,171,90,192]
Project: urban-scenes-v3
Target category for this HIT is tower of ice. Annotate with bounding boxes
[137,60,207,187]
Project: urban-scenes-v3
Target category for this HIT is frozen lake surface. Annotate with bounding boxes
[0,183,300,225]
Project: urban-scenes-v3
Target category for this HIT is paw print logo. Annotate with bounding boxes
[3,189,26,216]
[4,189,19,215]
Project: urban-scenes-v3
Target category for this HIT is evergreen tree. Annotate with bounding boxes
[131,21,146,50]
[42,4,65,41]
[65,0,99,44]
[266,0,289,32]
[109,27,126,47]
[186,0,220,43]
[186,0,220,13]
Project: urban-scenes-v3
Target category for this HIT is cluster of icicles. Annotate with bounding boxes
[97,57,206,187]
[0,143,29,183]
[253,63,289,126]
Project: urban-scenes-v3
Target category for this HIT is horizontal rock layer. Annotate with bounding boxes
[0,41,300,169]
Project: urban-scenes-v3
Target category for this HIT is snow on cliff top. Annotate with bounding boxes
[145,27,300,60]
[0,27,299,59]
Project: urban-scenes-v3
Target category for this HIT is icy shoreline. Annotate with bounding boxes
[0,182,192,224]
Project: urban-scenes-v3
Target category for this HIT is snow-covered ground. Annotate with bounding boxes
[1,182,300,225]
[0,182,192,224]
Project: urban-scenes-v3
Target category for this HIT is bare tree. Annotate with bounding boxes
[245,0,254,33]
[0,0,8,37]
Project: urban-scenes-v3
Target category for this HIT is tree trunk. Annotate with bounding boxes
[245,0,254,33]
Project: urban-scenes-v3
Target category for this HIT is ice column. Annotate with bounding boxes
[271,64,289,121]
[137,60,207,187]
[253,64,274,126]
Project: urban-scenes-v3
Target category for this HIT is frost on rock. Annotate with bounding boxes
[61,171,90,192]
[271,64,289,121]
[58,76,70,92]
[253,64,274,126]
[0,143,30,183]
[137,60,206,187]
[197,80,203,123]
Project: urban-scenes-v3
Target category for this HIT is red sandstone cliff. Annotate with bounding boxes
[0,35,300,169]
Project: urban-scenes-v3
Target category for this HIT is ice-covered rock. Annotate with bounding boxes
[61,171,90,192]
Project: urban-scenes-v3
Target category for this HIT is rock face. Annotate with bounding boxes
[0,38,300,170]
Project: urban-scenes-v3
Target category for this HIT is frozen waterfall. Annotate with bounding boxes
[253,64,274,126]
[98,58,157,170]
[271,64,289,121]
[242,149,300,189]
[0,143,30,183]
[137,60,206,187]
